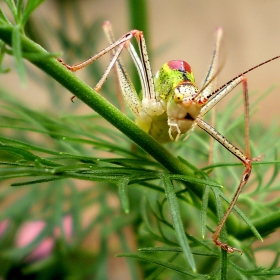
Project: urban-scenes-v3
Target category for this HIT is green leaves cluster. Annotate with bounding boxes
[1,0,45,80]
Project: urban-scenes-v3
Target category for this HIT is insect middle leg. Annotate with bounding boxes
[196,75,256,253]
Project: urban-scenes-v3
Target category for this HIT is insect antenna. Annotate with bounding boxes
[194,61,225,101]
[206,55,280,101]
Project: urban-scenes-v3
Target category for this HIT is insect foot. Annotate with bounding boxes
[214,239,243,254]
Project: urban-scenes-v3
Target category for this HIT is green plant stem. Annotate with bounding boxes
[220,249,228,280]
[0,26,277,242]
[235,211,280,240]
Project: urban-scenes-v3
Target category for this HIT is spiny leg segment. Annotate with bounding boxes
[196,76,252,253]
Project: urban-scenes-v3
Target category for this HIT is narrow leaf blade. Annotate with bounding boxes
[161,174,196,272]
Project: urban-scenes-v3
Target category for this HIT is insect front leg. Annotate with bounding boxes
[200,27,223,99]
[167,120,181,141]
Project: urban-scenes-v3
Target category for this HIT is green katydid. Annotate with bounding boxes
[58,21,280,253]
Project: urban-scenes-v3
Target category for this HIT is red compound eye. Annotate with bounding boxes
[167,60,192,74]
